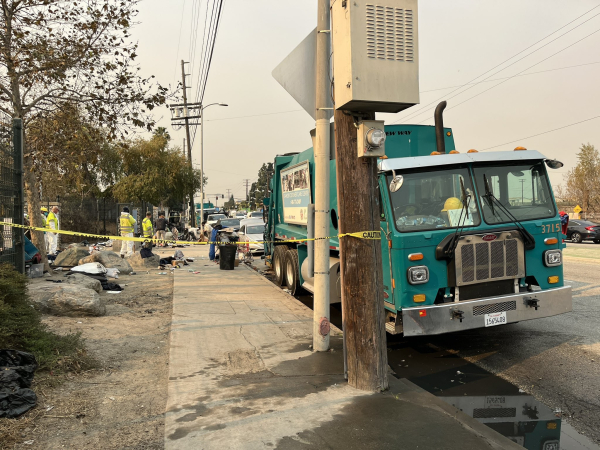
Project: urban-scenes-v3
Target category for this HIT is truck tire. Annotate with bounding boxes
[284,249,301,295]
[273,246,288,286]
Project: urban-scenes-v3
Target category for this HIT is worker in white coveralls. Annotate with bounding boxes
[119,207,137,258]
[46,206,59,255]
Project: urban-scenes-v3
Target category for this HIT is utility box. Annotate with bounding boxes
[332,0,419,113]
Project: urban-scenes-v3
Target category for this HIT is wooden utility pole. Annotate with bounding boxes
[181,60,195,227]
[244,179,251,200]
[334,110,388,391]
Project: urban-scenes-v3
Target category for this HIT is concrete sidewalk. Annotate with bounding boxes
[165,246,521,450]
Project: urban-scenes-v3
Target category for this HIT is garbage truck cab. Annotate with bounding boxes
[264,124,572,336]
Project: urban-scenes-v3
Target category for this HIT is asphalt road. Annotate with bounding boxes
[424,258,600,445]
[251,255,600,446]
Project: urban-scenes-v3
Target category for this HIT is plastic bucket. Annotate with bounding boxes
[219,245,237,270]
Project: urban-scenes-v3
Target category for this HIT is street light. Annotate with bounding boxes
[199,102,228,227]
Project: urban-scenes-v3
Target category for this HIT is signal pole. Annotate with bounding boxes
[181,60,195,227]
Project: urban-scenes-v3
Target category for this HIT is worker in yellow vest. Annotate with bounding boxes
[142,212,153,240]
[46,206,59,255]
[41,207,48,251]
[119,206,137,258]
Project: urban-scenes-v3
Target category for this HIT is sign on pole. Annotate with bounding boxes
[272,28,333,120]
[574,205,583,214]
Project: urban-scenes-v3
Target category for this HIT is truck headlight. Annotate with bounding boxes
[408,266,429,285]
[544,250,562,267]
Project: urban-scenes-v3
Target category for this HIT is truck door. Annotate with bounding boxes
[378,179,395,309]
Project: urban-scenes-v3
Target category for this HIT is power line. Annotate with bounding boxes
[172,0,187,86]
[190,0,225,148]
[417,25,600,123]
[392,4,600,124]
[206,109,305,121]
[420,61,600,93]
[482,115,600,151]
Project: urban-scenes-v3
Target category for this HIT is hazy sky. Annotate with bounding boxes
[132,0,600,203]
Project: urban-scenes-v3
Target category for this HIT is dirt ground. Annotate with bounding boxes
[0,268,175,450]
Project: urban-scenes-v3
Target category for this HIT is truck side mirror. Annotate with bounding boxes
[545,159,564,169]
[389,170,404,193]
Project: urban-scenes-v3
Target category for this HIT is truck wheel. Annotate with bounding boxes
[273,246,288,286]
[284,249,301,295]
[571,232,582,243]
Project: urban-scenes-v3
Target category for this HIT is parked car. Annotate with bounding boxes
[247,211,263,221]
[235,211,247,220]
[239,219,266,254]
[204,213,227,237]
[567,220,600,243]
[217,218,241,232]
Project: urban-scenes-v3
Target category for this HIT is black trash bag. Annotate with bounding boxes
[0,350,38,418]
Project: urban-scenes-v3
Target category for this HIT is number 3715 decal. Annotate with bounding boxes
[541,223,561,233]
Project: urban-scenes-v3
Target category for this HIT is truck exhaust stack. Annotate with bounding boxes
[435,101,447,154]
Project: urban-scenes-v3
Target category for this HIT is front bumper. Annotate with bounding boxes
[248,243,264,254]
[402,286,572,336]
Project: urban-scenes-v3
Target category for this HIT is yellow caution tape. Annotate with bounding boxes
[0,222,380,246]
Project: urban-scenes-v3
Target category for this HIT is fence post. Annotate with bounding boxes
[13,118,25,274]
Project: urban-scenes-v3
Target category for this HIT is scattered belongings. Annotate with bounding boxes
[78,250,133,274]
[0,350,38,418]
[64,265,122,292]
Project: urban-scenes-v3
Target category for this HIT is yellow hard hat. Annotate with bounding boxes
[41,207,48,212]
[442,197,463,212]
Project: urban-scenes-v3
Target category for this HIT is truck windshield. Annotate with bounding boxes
[472,161,555,224]
[388,167,480,232]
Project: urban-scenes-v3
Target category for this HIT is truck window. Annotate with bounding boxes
[387,166,480,232]
[473,162,556,224]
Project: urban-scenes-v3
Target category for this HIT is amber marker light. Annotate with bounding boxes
[413,294,426,303]
[449,150,460,154]
[408,253,423,261]
[467,149,478,153]
[548,276,559,284]
[514,146,527,151]
[430,151,442,155]
[544,237,558,245]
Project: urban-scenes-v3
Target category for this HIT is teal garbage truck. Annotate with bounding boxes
[263,115,572,336]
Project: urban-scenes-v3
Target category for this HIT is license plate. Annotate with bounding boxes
[484,311,507,327]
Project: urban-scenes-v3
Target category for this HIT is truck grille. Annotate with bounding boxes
[455,232,525,287]
[472,301,517,316]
